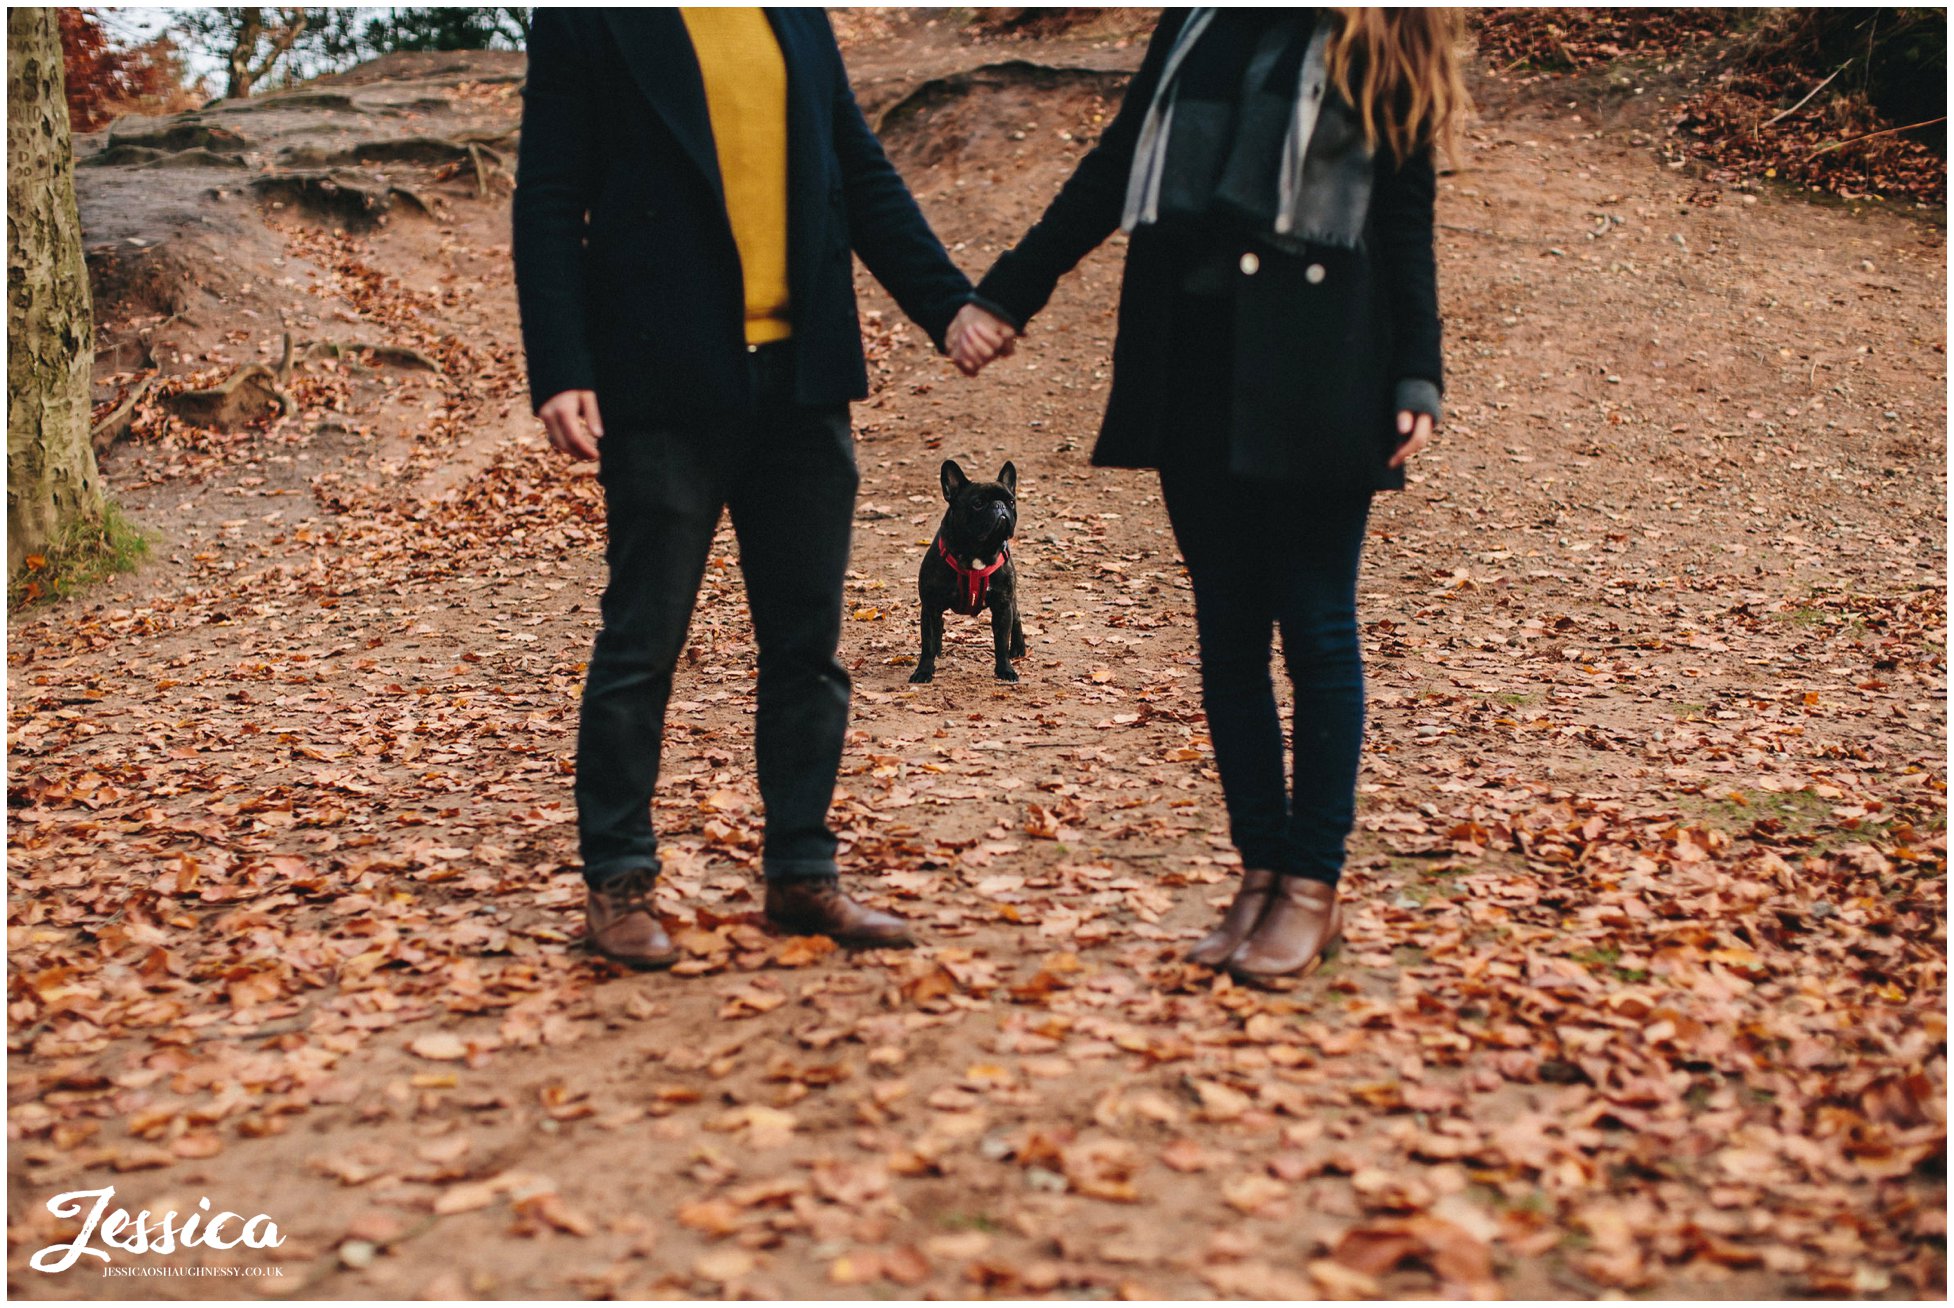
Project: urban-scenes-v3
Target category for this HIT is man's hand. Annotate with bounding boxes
[538,389,604,461]
[1388,409,1434,470]
[947,303,1017,378]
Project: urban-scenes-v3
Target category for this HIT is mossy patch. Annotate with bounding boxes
[10,502,150,608]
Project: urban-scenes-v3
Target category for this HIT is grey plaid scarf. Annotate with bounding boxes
[1121,8,1376,250]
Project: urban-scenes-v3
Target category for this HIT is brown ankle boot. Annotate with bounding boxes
[765,879,915,949]
[1227,875,1342,986]
[1186,868,1277,967]
[585,868,677,969]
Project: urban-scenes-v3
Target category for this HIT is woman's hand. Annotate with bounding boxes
[947,303,1018,377]
[1388,409,1433,469]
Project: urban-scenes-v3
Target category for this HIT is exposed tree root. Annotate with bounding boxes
[458,127,519,151]
[348,136,480,166]
[263,133,515,197]
[163,365,294,429]
[250,171,435,228]
[82,144,168,168]
[85,144,249,170]
[105,121,253,153]
[304,340,442,372]
[102,330,440,446]
[252,89,359,113]
[444,141,509,198]
[140,148,250,170]
[94,316,172,375]
[90,376,156,453]
[873,60,1135,135]
[463,143,490,197]
[270,135,511,198]
[163,333,296,430]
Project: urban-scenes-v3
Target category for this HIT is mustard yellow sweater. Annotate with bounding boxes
[680,7,792,345]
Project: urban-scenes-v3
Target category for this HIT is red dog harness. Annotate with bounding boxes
[937,536,1009,615]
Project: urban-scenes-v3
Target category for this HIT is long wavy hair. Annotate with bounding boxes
[1324,8,1471,165]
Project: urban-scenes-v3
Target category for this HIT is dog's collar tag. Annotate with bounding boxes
[937,536,1009,615]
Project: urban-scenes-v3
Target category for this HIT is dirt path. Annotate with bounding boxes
[9,22,1945,1300]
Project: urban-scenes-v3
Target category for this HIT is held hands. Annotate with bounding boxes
[947,303,1017,378]
[539,389,604,460]
[1388,409,1434,469]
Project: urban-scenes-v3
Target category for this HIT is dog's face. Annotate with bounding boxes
[940,460,1018,553]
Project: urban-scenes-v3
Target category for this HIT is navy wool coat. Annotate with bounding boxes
[972,10,1444,491]
[513,8,972,423]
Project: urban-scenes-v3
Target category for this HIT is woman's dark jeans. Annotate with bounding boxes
[1159,458,1372,886]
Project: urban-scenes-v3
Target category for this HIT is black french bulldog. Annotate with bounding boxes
[910,459,1025,684]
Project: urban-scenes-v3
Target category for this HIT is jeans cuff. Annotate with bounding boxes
[764,857,840,883]
[1234,843,1291,877]
[584,857,660,889]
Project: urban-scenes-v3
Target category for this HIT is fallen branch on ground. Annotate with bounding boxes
[1805,115,1947,159]
[1763,63,1850,128]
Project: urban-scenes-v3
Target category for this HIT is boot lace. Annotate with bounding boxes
[603,866,657,910]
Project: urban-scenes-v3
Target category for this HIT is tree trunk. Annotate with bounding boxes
[227,9,264,99]
[8,7,103,574]
[225,8,310,99]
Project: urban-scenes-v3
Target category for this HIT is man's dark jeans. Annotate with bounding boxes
[1159,457,1373,887]
[577,345,857,889]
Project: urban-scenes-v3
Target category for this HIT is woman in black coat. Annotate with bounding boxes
[954,8,1468,983]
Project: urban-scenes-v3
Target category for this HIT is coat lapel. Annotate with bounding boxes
[763,9,832,311]
[602,9,724,210]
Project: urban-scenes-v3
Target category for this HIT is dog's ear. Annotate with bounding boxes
[997,461,1017,495]
[940,459,969,502]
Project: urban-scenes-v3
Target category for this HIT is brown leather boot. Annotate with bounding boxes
[765,879,915,949]
[1186,868,1277,967]
[585,868,677,969]
[1227,875,1343,986]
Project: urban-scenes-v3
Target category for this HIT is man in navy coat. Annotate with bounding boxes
[514,8,987,965]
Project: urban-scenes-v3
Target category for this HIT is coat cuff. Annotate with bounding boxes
[1394,378,1442,425]
[972,255,1048,333]
[529,362,599,415]
[918,287,971,355]
[965,293,1026,335]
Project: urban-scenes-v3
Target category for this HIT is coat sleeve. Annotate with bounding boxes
[970,9,1191,331]
[825,21,973,352]
[1370,144,1444,414]
[512,10,603,413]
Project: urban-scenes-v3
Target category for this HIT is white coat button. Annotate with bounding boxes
[1238,251,1260,276]
[1305,263,1327,284]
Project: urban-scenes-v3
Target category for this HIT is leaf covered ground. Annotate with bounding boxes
[8,14,1947,1301]
[1474,7,1947,205]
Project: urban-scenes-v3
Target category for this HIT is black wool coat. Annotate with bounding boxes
[972,10,1444,491]
[512,9,972,423]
